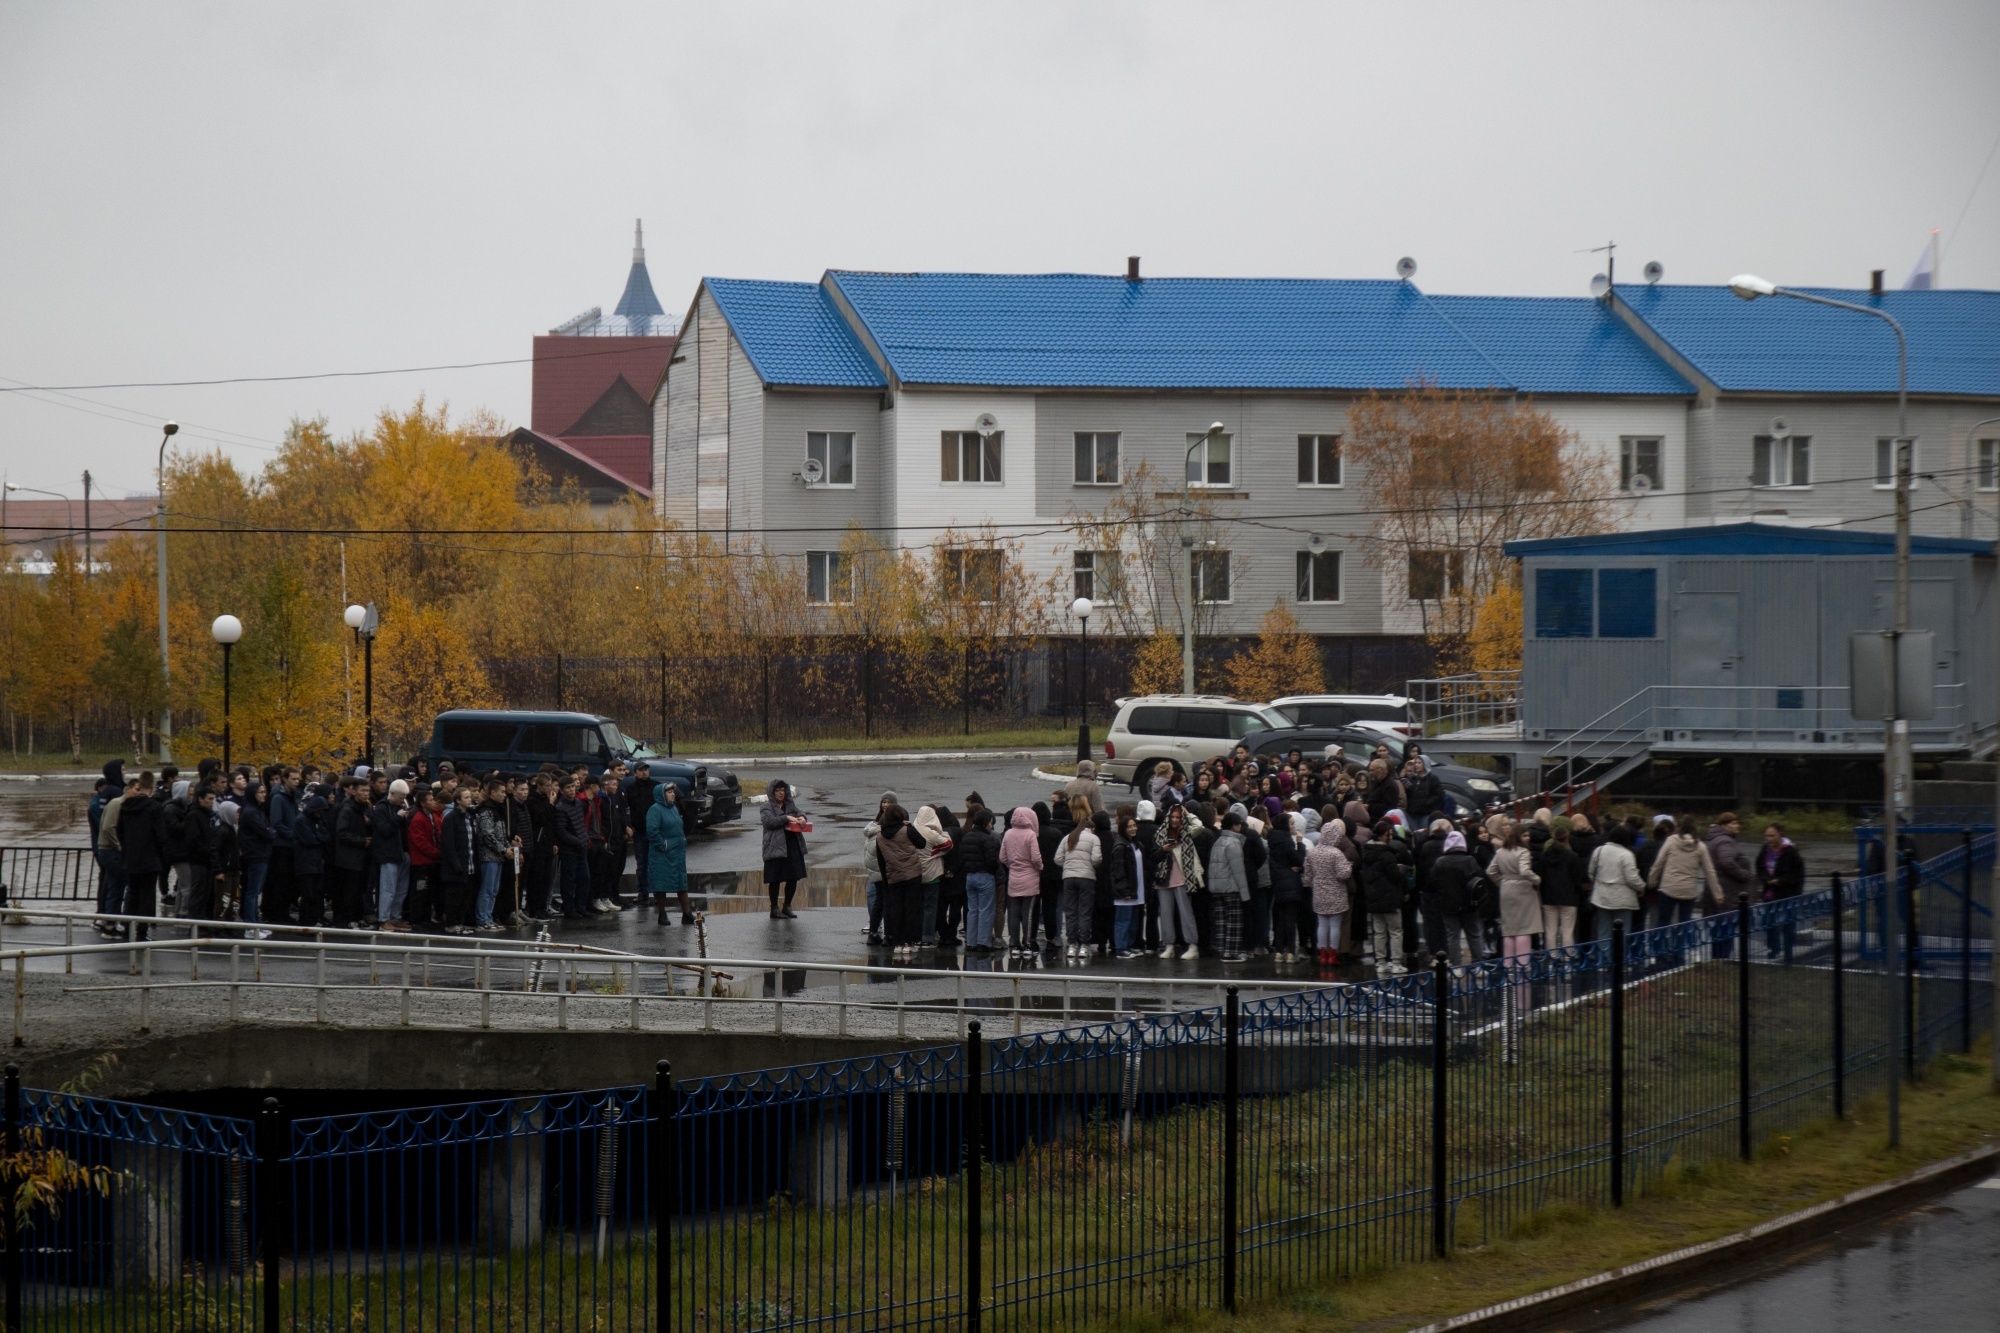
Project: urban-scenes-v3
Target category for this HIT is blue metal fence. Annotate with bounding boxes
[2,836,1989,1330]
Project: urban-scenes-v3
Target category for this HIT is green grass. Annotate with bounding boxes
[0,750,130,775]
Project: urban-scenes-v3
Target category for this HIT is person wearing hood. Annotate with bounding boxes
[874,803,928,960]
[1301,816,1353,968]
[1535,822,1587,950]
[912,804,953,946]
[235,778,274,935]
[1702,813,1754,960]
[862,792,898,946]
[1035,800,1068,951]
[1062,760,1102,816]
[998,806,1046,959]
[114,771,165,941]
[1645,816,1716,934]
[292,786,331,928]
[95,769,136,933]
[1153,805,1203,960]
[1758,821,1806,961]
[210,798,243,923]
[1425,831,1489,965]
[958,806,1002,953]
[1133,799,1161,951]
[1207,812,1251,964]
[1267,808,1307,963]
[762,779,810,920]
[646,781,691,925]
[1053,797,1102,961]
[1357,820,1412,972]
[90,759,125,920]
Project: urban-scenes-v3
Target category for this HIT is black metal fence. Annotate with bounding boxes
[3,839,1989,1330]
[0,846,95,904]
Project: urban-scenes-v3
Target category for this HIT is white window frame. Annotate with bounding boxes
[1407,550,1465,602]
[1186,432,1234,488]
[1296,434,1343,487]
[1979,439,2000,493]
[804,431,855,487]
[1072,432,1122,486]
[944,548,1004,603]
[1874,437,1921,490]
[1072,549,1122,603]
[1752,434,1812,489]
[805,550,852,604]
[1191,549,1232,604]
[940,431,1003,484]
[1295,549,1343,603]
[1619,436,1664,493]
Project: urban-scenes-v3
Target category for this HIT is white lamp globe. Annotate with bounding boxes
[1071,596,1094,621]
[344,603,368,630]
[210,614,243,645]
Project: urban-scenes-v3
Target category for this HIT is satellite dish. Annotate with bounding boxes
[1643,261,1664,285]
[800,457,826,485]
[1770,417,1791,438]
[1630,473,1654,495]
[1589,273,1611,299]
[1395,256,1418,280]
[974,413,999,432]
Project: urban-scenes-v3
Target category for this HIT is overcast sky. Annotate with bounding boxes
[2,0,1996,495]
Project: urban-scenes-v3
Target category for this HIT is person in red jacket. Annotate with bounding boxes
[405,787,444,931]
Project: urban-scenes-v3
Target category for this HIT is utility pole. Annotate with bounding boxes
[81,471,91,580]
[156,423,178,763]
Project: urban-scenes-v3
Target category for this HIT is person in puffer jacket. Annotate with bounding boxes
[998,807,1045,958]
[1301,827,1353,968]
[874,803,928,960]
[1359,824,1412,971]
[1646,817,1716,932]
[957,807,1002,953]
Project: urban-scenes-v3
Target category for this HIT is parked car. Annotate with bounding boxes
[1266,694,1416,736]
[426,709,743,828]
[1238,724,1511,814]
[1100,695,1293,786]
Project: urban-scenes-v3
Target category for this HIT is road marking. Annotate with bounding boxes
[1976,1178,2000,1190]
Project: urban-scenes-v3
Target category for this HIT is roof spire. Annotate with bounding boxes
[633,218,645,264]
[614,218,666,325]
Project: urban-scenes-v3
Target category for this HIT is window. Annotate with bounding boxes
[438,720,519,754]
[805,431,854,486]
[1980,439,2000,492]
[1595,568,1657,638]
[517,723,558,756]
[1407,550,1464,602]
[1177,709,1231,740]
[940,430,1003,483]
[1072,550,1122,602]
[1297,434,1342,486]
[1186,432,1233,487]
[806,550,851,604]
[1126,706,1178,735]
[1295,550,1342,602]
[1191,549,1232,603]
[1620,437,1663,493]
[1753,434,1811,487]
[943,548,1003,602]
[1535,568,1594,638]
[1874,437,1920,489]
[559,725,604,759]
[1073,432,1122,485]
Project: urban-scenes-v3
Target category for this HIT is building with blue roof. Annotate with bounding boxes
[651,260,2000,653]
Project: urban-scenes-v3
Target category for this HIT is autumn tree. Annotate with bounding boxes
[370,595,502,756]
[23,548,104,759]
[1345,382,1622,669]
[1128,630,1185,695]
[1466,580,1524,675]
[1224,602,1325,702]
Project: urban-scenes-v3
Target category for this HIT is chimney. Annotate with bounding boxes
[1871,269,1884,296]
[1127,256,1141,282]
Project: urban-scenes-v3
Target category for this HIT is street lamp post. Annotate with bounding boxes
[1728,274,1910,1145]
[1071,596,1095,762]
[345,602,379,768]
[5,484,76,574]
[1181,422,1227,694]
[211,615,242,771]
[157,422,179,763]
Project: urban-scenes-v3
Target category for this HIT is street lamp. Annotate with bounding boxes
[1070,596,1095,762]
[1181,421,1228,693]
[157,422,179,763]
[211,614,242,771]
[345,602,379,767]
[4,485,75,558]
[1728,273,1910,1144]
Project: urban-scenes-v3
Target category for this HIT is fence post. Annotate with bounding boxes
[761,653,771,744]
[1431,953,1450,1259]
[258,1096,283,1333]
[862,645,873,738]
[554,652,564,711]
[1902,850,1918,1082]
[1961,831,1974,1054]
[2,1064,18,1333]
[962,640,972,737]
[1222,986,1239,1312]
[965,1020,982,1332]
[654,1059,674,1333]
[1609,922,1625,1207]
[1737,892,1752,1162]
[1831,872,1846,1120]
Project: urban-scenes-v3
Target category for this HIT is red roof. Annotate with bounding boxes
[530,334,676,438]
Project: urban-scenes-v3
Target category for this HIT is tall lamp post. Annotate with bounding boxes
[1181,422,1228,693]
[1071,596,1094,762]
[4,484,75,558]
[345,602,379,768]
[157,422,179,763]
[1728,273,1909,1144]
[211,615,242,771]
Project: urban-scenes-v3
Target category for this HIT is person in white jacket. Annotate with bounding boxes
[1586,824,1646,940]
[1055,797,1102,960]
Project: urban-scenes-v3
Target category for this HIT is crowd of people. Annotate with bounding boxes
[84,753,701,941]
[858,750,1812,972]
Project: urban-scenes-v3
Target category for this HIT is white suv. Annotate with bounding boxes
[1267,694,1416,736]
[1101,695,1293,786]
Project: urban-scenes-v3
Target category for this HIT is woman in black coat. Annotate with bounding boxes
[1265,815,1307,962]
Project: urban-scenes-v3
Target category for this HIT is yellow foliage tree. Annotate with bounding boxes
[1224,603,1325,702]
[1129,630,1185,696]
[23,549,104,759]
[1467,580,1523,674]
[371,596,504,759]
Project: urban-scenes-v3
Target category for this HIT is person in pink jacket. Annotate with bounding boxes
[998,807,1045,960]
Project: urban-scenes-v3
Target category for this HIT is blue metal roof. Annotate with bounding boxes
[823,271,1513,390]
[702,278,886,388]
[1506,522,1993,559]
[1426,295,1693,396]
[614,261,665,321]
[1614,284,2000,396]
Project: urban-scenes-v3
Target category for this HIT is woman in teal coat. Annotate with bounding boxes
[647,782,692,926]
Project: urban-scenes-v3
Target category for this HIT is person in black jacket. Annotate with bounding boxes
[236,780,275,936]
[1532,822,1586,950]
[625,763,658,909]
[176,789,220,921]
[292,788,331,927]
[554,775,591,919]
[439,786,479,933]
[116,772,165,940]
[1425,831,1490,965]
[1359,823,1413,969]
[1402,757,1445,827]
[369,780,411,929]
[958,807,1002,953]
[937,804,967,948]
[1758,821,1808,962]
[331,777,372,929]
[1034,801,1065,951]
[1266,812,1307,962]
[526,773,559,922]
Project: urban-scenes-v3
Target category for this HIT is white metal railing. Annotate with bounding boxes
[1407,672,1522,737]
[2,907,1333,1046]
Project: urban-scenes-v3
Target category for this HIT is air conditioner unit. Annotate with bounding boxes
[1769,416,1791,438]
[1672,729,1694,743]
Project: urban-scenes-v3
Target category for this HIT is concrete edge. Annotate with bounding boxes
[1030,767,1071,783]
[1406,1139,2000,1332]
[686,748,1070,768]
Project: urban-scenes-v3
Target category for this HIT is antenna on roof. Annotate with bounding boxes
[1395,257,1418,280]
[633,219,646,264]
[1578,239,1617,289]
[1589,273,1610,299]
